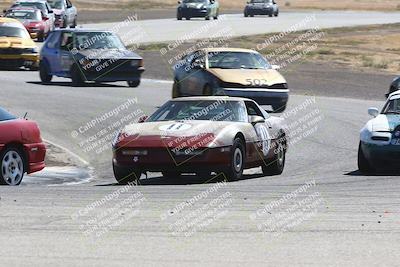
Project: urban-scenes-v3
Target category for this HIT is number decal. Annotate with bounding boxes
[255,124,271,156]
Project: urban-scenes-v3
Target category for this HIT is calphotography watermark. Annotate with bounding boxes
[71,182,145,238]
[160,180,233,237]
[249,180,324,237]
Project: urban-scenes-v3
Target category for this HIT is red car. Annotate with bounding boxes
[5,7,52,41]
[0,107,46,185]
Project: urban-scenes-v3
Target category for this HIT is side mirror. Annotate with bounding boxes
[249,115,265,125]
[271,64,280,70]
[368,107,379,117]
[138,115,148,123]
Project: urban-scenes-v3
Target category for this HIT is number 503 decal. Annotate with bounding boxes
[255,124,271,156]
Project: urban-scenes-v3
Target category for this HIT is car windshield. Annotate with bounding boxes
[13,2,46,13]
[0,108,16,122]
[183,0,207,3]
[251,0,272,3]
[47,0,63,9]
[6,10,41,20]
[148,100,247,122]
[208,51,271,69]
[75,32,126,50]
[0,26,30,38]
[383,97,400,114]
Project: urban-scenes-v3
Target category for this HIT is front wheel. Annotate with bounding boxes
[39,61,52,84]
[177,12,183,20]
[113,163,141,185]
[71,65,85,87]
[127,80,140,88]
[262,140,286,176]
[71,17,77,28]
[223,138,245,182]
[0,147,25,186]
[358,142,374,174]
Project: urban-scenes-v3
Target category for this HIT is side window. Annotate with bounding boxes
[46,32,60,49]
[66,0,72,8]
[245,101,264,118]
[60,32,73,51]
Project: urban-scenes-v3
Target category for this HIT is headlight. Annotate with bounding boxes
[131,59,144,67]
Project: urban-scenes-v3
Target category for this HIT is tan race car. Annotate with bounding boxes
[172,48,289,112]
[112,96,288,184]
[0,17,39,70]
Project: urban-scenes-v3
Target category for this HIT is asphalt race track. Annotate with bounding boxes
[1,69,399,265]
[1,10,400,266]
[83,11,400,44]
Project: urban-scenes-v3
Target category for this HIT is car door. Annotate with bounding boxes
[42,31,61,74]
[58,31,75,74]
[245,100,272,159]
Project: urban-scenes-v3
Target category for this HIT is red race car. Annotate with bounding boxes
[5,7,52,41]
[0,107,46,185]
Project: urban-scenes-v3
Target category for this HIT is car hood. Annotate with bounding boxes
[183,3,206,9]
[207,68,286,86]
[78,49,142,60]
[21,19,42,25]
[371,114,400,132]
[0,36,36,49]
[52,8,64,15]
[119,120,239,148]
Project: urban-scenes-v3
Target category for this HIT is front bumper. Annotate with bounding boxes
[361,141,400,169]
[24,142,46,174]
[180,7,209,17]
[81,67,145,82]
[246,7,273,15]
[217,87,289,106]
[113,146,231,172]
[0,53,39,69]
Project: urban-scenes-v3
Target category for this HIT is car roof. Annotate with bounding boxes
[7,7,38,11]
[51,28,114,33]
[15,0,47,3]
[171,96,254,102]
[200,47,258,53]
[389,90,400,99]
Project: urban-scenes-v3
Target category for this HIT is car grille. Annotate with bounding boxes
[0,48,24,55]
[220,82,288,89]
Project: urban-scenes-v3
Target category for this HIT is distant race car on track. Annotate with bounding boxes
[112,97,288,184]
[387,76,400,97]
[244,0,279,17]
[39,29,145,87]
[0,17,39,70]
[0,107,46,185]
[177,0,219,20]
[173,48,289,112]
[358,90,400,173]
[47,0,77,28]
[5,7,53,41]
[8,0,55,28]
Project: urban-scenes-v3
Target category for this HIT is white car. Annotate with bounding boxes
[358,90,400,173]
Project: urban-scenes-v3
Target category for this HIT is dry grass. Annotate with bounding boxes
[139,24,400,74]
[1,0,400,11]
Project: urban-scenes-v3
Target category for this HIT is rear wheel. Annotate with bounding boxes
[127,80,140,88]
[39,61,52,84]
[177,11,183,20]
[269,12,273,17]
[71,17,77,28]
[223,138,245,182]
[358,142,374,174]
[0,147,25,186]
[274,10,279,17]
[186,17,191,20]
[113,163,141,185]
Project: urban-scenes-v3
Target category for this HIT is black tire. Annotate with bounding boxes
[39,61,52,84]
[244,12,249,17]
[274,11,279,17]
[162,171,181,179]
[71,65,85,87]
[203,84,213,96]
[250,14,254,17]
[358,142,374,174]
[272,103,287,112]
[186,17,191,20]
[223,138,245,182]
[205,16,210,20]
[269,13,273,17]
[113,163,141,185]
[71,17,77,28]
[127,80,140,88]
[172,80,181,98]
[0,147,25,186]
[177,11,183,20]
[262,138,286,176]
